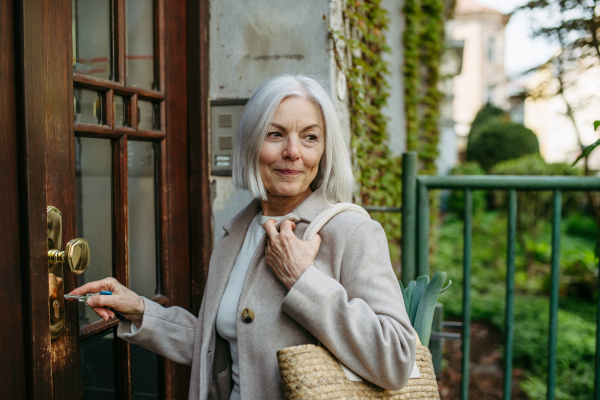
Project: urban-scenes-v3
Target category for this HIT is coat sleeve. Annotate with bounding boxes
[280,219,417,391]
[117,297,197,366]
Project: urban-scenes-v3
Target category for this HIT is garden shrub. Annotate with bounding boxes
[432,212,596,400]
[466,119,540,172]
[564,213,598,238]
[447,162,487,216]
[468,103,507,140]
[492,155,583,280]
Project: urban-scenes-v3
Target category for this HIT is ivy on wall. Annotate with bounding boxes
[417,0,444,174]
[328,0,446,270]
[328,0,403,267]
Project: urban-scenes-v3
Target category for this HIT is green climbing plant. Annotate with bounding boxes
[326,0,447,272]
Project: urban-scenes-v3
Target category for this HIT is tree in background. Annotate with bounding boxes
[518,0,600,172]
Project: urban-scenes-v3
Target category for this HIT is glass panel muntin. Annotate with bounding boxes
[72,0,157,91]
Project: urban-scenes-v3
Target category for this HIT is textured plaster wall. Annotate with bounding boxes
[381,0,407,156]
[209,0,351,244]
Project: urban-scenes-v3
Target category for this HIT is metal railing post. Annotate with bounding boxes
[504,189,517,400]
[416,180,430,277]
[461,188,473,400]
[401,152,417,285]
[595,206,600,400]
[548,190,561,400]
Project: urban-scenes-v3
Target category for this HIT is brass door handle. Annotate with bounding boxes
[48,238,90,274]
[48,206,92,339]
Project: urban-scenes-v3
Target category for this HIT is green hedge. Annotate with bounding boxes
[466,120,540,172]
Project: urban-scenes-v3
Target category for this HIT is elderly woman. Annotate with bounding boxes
[71,75,416,400]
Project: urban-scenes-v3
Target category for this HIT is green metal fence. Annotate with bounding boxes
[398,152,600,400]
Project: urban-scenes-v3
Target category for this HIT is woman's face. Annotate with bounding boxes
[259,96,325,200]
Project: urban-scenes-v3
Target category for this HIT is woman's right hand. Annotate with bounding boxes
[68,277,145,327]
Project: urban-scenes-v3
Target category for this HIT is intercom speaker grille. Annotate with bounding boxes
[219,136,233,150]
[219,113,233,128]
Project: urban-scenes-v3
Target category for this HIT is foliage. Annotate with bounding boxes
[327,0,403,268]
[518,0,600,62]
[447,162,487,216]
[328,0,447,272]
[432,212,597,399]
[466,119,540,172]
[416,0,445,174]
[517,0,600,169]
[403,0,421,153]
[573,120,600,165]
[403,0,445,173]
[564,212,598,238]
[492,155,584,279]
[400,272,450,346]
[466,103,507,147]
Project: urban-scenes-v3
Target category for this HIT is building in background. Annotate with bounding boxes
[448,0,510,151]
[524,57,600,170]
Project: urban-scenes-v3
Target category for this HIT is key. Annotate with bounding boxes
[65,291,126,322]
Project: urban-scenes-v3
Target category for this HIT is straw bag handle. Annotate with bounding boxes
[301,205,423,383]
[302,203,370,382]
[301,203,370,242]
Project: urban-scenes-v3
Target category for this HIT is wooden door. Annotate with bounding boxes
[1,0,211,398]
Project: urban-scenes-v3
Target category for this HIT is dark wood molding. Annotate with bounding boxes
[14,0,53,397]
[161,0,196,397]
[73,73,165,100]
[44,1,82,398]
[113,135,132,399]
[187,0,212,317]
[0,0,26,397]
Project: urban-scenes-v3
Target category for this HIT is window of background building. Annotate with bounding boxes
[488,37,496,62]
[487,85,496,104]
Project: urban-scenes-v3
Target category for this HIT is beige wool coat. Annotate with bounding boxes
[118,189,417,399]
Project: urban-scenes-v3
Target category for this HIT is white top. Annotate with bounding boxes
[216,212,282,400]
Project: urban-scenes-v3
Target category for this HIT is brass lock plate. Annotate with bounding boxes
[48,206,65,339]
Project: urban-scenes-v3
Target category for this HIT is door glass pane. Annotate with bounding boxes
[76,137,113,325]
[126,0,155,89]
[81,329,116,399]
[128,141,158,298]
[74,89,103,125]
[115,95,128,127]
[132,344,159,399]
[72,0,112,80]
[138,101,159,130]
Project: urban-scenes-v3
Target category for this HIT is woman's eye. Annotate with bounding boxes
[305,134,317,141]
[268,132,282,138]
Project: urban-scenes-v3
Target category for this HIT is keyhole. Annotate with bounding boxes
[53,300,60,319]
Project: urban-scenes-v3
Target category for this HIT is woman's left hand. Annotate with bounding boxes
[264,219,321,290]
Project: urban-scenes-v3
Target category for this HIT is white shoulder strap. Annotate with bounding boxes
[301,203,370,242]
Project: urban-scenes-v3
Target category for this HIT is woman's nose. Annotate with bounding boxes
[282,138,300,160]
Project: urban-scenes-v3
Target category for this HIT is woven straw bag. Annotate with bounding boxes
[277,341,439,399]
[276,203,440,399]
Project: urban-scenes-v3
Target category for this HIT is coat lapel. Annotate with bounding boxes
[202,189,333,326]
[202,199,261,331]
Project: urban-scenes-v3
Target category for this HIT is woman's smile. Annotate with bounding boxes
[274,168,303,176]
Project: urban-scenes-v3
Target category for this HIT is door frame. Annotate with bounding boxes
[1,0,211,398]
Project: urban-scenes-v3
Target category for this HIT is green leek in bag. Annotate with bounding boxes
[400,272,451,347]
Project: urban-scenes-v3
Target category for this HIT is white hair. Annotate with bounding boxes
[232,74,355,203]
